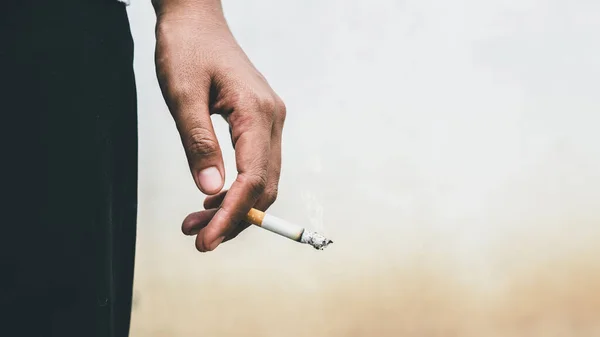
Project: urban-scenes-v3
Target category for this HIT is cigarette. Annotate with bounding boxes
[244,208,333,250]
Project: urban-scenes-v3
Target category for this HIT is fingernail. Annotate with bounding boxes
[197,167,222,193]
[208,236,225,251]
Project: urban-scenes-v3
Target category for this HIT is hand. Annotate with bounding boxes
[154,9,286,252]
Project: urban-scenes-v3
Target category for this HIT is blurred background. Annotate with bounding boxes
[127,1,600,336]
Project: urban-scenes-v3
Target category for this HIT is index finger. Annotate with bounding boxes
[195,126,271,252]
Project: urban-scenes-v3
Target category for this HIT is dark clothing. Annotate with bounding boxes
[1,0,138,336]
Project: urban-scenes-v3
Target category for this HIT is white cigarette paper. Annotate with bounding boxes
[244,209,333,250]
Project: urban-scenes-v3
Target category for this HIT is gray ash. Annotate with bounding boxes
[300,230,333,250]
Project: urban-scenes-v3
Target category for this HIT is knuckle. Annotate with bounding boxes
[238,173,268,199]
[228,94,278,142]
[168,79,199,104]
[258,96,277,117]
[234,91,277,118]
[186,127,219,158]
[172,80,194,98]
[161,72,210,110]
[265,186,279,206]
[275,98,287,122]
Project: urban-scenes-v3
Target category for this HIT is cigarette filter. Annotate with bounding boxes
[244,208,333,250]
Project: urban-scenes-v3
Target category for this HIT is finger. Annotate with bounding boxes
[217,98,286,245]
[219,142,281,242]
[202,190,249,244]
[195,112,272,252]
[182,209,219,235]
[221,221,252,243]
[253,97,286,211]
[193,194,251,243]
[203,190,228,209]
[202,191,245,246]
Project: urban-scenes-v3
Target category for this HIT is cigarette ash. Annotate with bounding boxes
[300,230,333,250]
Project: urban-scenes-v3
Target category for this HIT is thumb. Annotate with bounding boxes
[178,111,225,195]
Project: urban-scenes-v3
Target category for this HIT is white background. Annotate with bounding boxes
[127,1,600,336]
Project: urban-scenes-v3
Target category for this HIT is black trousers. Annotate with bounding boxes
[1,0,138,336]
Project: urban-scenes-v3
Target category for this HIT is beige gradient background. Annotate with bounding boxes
[127,1,600,336]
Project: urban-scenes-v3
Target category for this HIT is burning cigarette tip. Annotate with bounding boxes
[300,230,334,250]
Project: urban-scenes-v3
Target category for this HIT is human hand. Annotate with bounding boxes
[153,6,286,252]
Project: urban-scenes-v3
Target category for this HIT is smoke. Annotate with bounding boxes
[301,190,325,234]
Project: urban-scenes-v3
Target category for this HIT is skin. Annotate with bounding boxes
[152,0,286,252]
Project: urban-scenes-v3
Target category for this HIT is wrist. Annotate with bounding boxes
[153,0,228,31]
